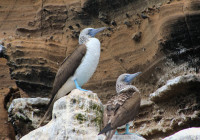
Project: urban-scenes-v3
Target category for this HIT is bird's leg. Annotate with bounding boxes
[115,130,119,135]
[122,124,142,137]
[74,79,88,91]
[122,123,133,135]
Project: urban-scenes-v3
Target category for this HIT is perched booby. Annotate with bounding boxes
[0,44,5,58]
[99,72,141,140]
[39,27,106,126]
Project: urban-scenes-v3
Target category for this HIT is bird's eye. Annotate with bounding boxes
[124,75,128,81]
[124,76,126,79]
[88,29,92,35]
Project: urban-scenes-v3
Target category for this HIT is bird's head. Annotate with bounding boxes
[79,27,106,44]
[117,72,141,85]
[116,72,141,94]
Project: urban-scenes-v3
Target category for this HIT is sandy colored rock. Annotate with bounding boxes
[0,0,200,139]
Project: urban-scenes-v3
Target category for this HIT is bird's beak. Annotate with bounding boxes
[125,72,142,83]
[90,27,106,37]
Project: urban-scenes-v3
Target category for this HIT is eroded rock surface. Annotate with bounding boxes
[133,74,200,139]
[163,127,200,140]
[0,0,200,139]
[8,97,49,139]
[150,74,200,102]
[21,89,104,140]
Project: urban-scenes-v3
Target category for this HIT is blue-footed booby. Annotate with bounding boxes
[99,72,141,140]
[39,27,106,126]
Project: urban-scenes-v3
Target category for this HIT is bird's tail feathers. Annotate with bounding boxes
[98,123,112,135]
[37,101,54,127]
[37,89,59,128]
[105,129,116,140]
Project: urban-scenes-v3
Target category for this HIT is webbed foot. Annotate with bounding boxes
[74,79,89,91]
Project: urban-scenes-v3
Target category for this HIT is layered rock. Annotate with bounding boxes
[150,74,200,102]
[5,38,66,97]
[8,97,50,139]
[133,74,200,139]
[1,0,200,139]
[21,89,104,140]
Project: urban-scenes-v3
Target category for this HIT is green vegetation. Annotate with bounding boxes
[75,113,87,124]
[92,115,102,129]
[90,103,103,113]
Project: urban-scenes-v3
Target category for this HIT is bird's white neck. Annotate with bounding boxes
[116,83,138,94]
[73,38,101,86]
[79,35,90,44]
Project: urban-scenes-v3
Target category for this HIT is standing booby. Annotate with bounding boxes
[39,27,106,126]
[99,72,141,140]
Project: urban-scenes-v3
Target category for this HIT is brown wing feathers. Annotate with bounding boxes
[38,44,87,126]
[99,87,141,137]
[51,44,87,102]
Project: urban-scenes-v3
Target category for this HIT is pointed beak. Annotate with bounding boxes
[125,72,142,83]
[90,27,106,37]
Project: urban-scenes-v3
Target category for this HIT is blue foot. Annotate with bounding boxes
[77,87,89,91]
[115,130,119,135]
[122,124,142,137]
[122,132,134,135]
[122,132,142,137]
[74,79,89,91]
[122,123,134,135]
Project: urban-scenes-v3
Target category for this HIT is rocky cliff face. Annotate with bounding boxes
[0,0,200,139]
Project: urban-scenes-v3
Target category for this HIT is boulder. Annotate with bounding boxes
[8,97,50,139]
[150,74,200,103]
[163,127,200,140]
[21,89,105,140]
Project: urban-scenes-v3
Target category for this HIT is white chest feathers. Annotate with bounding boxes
[73,38,101,86]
